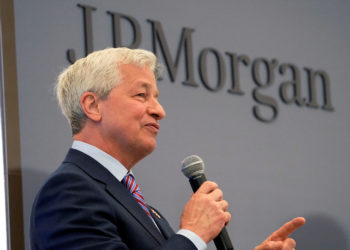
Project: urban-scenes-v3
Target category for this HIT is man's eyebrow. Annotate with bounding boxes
[140,82,159,97]
[140,82,150,88]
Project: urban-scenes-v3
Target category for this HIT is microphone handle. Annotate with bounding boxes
[189,174,234,250]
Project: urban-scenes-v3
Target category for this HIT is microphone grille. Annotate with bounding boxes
[181,155,205,178]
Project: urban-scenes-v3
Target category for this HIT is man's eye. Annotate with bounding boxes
[136,93,146,97]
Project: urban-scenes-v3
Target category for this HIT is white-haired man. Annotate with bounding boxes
[31,47,304,250]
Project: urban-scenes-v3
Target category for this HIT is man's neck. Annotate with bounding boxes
[73,132,142,170]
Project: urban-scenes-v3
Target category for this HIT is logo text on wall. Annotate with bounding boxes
[67,3,334,123]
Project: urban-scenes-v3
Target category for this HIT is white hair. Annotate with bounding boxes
[55,47,159,134]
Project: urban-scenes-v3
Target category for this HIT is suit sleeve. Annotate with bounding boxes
[154,234,198,250]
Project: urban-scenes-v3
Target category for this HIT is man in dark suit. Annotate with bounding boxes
[31,47,304,250]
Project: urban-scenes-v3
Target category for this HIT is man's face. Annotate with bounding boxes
[98,64,166,162]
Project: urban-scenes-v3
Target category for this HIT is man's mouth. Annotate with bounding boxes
[145,123,160,133]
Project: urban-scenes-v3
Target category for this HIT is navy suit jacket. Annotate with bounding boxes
[30,149,197,250]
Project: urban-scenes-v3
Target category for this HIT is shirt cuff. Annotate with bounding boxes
[177,229,207,250]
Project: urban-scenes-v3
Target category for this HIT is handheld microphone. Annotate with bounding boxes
[181,155,234,250]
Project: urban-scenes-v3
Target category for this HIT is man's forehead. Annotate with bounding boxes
[119,63,154,78]
[116,73,159,93]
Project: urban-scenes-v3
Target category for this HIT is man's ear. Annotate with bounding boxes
[80,92,102,122]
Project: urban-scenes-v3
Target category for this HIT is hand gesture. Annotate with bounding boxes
[255,217,305,250]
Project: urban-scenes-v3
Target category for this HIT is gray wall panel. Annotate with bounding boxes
[13,0,350,249]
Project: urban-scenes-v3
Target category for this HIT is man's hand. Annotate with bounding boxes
[180,181,231,243]
[255,217,306,250]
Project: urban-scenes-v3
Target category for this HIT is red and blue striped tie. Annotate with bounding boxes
[122,173,153,220]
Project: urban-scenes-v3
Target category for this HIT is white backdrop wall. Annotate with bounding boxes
[13,0,350,249]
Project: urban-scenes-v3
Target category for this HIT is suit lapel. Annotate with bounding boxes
[104,180,165,244]
[64,149,165,244]
[148,205,175,239]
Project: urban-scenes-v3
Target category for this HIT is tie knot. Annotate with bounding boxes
[122,173,138,193]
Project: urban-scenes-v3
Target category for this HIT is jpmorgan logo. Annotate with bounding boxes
[67,3,334,123]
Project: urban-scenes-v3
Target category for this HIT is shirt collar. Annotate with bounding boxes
[71,140,130,181]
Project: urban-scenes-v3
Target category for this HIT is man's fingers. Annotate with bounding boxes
[196,181,218,194]
[218,199,229,211]
[282,238,296,249]
[255,238,295,250]
[255,218,303,250]
[255,240,283,250]
[209,188,223,201]
[224,210,231,225]
[270,217,305,241]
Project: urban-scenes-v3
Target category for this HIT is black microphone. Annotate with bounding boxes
[181,155,234,250]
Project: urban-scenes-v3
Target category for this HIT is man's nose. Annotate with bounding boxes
[148,99,166,120]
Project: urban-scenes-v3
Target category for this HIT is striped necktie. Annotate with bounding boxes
[122,173,153,219]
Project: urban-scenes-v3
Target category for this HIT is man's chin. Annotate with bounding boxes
[138,140,157,156]
[146,142,157,154]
